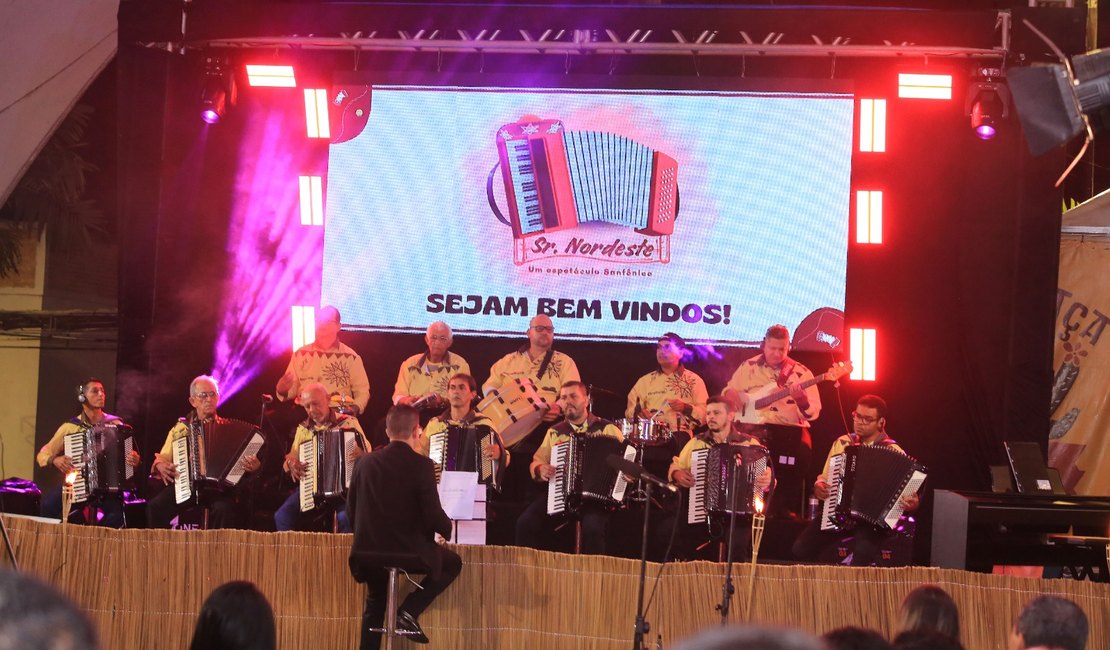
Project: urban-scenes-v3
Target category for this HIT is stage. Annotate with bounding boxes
[5,515,1106,650]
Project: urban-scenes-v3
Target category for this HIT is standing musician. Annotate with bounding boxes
[393,321,470,414]
[625,332,708,444]
[654,396,772,561]
[791,394,920,566]
[421,373,509,473]
[515,381,623,555]
[147,375,261,529]
[723,324,821,517]
[274,383,370,532]
[276,306,370,416]
[483,315,580,498]
[37,378,140,527]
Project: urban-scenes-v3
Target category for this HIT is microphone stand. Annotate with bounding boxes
[716,450,743,625]
[632,479,653,650]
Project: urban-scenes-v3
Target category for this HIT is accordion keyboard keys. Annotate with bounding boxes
[299,439,317,512]
[547,441,570,515]
[688,447,709,525]
[63,432,89,504]
[172,436,192,505]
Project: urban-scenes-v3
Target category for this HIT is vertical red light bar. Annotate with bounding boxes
[298,175,324,226]
[304,89,331,139]
[292,306,315,351]
[859,99,887,153]
[849,328,877,381]
[855,190,883,244]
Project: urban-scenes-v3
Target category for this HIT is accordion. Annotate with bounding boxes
[820,444,927,531]
[63,423,136,503]
[496,118,678,241]
[172,418,265,506]
[427,424,502,491]
[547,434,637,515]
[299,427,364,512]
[688,443,770,525]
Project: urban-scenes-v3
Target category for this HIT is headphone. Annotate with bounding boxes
[77,378,102,404]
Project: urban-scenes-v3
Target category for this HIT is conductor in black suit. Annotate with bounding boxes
[348,404,462,649]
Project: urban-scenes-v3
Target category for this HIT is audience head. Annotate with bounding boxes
[1009,595,1088,650]
[892,630,963,650]
[189,581,275,650]
[674,625,825,650]
[0,568,97,650]
[824,627,892,650]
[386,404,420,441]
[898,585,960,642]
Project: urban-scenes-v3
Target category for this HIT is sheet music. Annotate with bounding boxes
[438,471,479,520]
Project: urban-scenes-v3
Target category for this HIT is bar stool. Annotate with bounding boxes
[350,550,431,650]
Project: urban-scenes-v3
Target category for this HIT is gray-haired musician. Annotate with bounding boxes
[147,375,261,529]
[393,321,470,413]
[791,394,920,566]
[515,381,623,555]
[37,378,140,527]
[275,382,370,532]
[653,395,772,561]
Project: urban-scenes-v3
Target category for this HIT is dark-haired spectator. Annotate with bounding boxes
[189,581,276,650]
[0,568,97,650]
[893,630,964,650]
[674,625,825,650]
[824,626,892,650]
[1008,595,1088,650]
[897,585,960,643]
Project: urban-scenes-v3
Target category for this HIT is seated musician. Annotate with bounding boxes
[654,395,772,561]
[147,375,261,529]
[37,378,140,527]
[421,373,509,472]
[348,405,462,649]
[515,381,623,555]
[275,382,370,532]
[792,394,920,566]
[625,332,708,447]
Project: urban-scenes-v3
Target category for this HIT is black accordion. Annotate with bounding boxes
[427,424,502,491]
[820,444,927,531]
[172,418,265,506]
[687,443,770,525]
[63,422,136,503]
[299,427,364,512]
[547,434,636,514]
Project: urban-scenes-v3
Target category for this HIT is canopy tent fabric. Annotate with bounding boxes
[1063,187,1110,233]
[0,0,118,207]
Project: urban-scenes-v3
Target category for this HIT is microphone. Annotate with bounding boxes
[606,454,678,493]
[261,394,274,403]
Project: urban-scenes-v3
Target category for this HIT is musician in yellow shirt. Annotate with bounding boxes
[276,306,370,415]
[421,373,508,474]
[516,381,624,555]
[146,376,262,529]
[393,321,470,412]
[791,394,920,566]
[625,332,708,439]
[723,324,821,518]
[37,378,140,527]
[275,383,369,532]
[653,396,772,561]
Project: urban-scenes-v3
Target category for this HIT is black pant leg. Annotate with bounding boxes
[848,526,885,566]
[514,494,550,550]
[360,569,389,650]
[146,484,179,528]
[579,506,609,555]
[791,518,835,561]
[400,547,463,618]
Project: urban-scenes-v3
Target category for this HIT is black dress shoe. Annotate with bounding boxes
[396,610,429,644]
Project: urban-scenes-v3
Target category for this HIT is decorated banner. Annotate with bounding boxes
[1048,236,1110,495]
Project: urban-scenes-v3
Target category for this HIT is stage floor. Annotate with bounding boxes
[3,515,1106,649]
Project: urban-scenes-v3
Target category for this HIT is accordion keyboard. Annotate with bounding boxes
[62,433,89,503]
[547,441,570,515]
[171,436,192,505]
[298,439,316,512]
[820,453,847,531]
[687,447,709,525]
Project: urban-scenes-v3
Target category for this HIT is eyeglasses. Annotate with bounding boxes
[851,411,879,424]
[531,325,554,333]
[428,335,451,342]
[194,391,219,401]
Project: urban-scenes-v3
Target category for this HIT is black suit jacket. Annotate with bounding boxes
[348,440,452,579]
